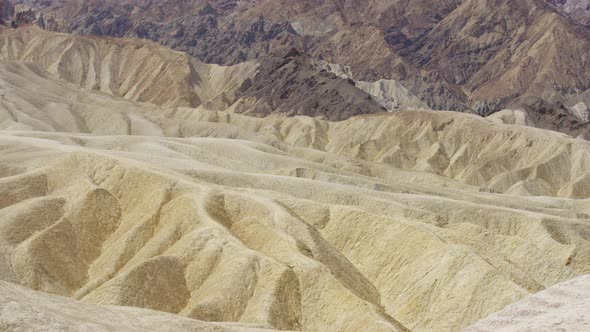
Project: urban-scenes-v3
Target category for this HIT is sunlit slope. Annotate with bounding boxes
[0,25,390,121]
[1,60,589,199]
[0,25,257,109]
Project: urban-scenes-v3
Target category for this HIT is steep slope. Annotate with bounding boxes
[313,60,431,111]
[7,0,466,111]
[0,0,14,25]
[209,0,590,114]
[0,24,257,108]
[0,25,390,120]
[9,0,590,117]
[465,274,590,331]
[399,0,590,112]
[241,0,470,110]
[512,97,590,139]
[231,49,388,119]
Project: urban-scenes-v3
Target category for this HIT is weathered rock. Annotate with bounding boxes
[0,25,389,121]
[465,274,590,332]
[547,0,590,26]
[10,0,590,127]
[0,0,14,25]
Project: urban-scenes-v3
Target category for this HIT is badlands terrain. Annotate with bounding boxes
[0,23,589,331]
[5,0,590,116]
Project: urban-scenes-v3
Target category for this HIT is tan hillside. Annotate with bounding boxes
[0,280,277,332]
[0,24,258,109]
[1,60,590,199]
[1,53,590,331]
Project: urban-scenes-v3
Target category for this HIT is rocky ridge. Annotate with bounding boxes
[0,25,395,120]
[2,0,589,139]
[547,0,590,26]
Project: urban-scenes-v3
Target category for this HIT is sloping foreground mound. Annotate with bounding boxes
[0,24,257,109]
[1,123,590,330]
[465,274,590,331]
[0,280,276,332]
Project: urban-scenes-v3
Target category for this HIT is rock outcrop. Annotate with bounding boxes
[465,274,590,331]
[547,0,590,26]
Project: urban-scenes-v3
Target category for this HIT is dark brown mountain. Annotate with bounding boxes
[511,96,590,139]
[234,48,388,120]
[0,0,14,24]
[3,0,590,137]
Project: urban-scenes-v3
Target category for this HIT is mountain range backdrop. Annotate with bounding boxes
[1,0,589,131]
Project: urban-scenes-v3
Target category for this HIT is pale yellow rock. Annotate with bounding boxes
[1,120,589,331]
[354,79,431,111]
[0,25,257,109]
[486,109,533,126]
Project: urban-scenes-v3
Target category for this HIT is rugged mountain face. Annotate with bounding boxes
[0,25,391,120]
[392,0,590,116]
[5,0,467,111]
[513,97,590,140]
[231,48,388,119]
[9,0,295,64]
[8,0,590,119]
